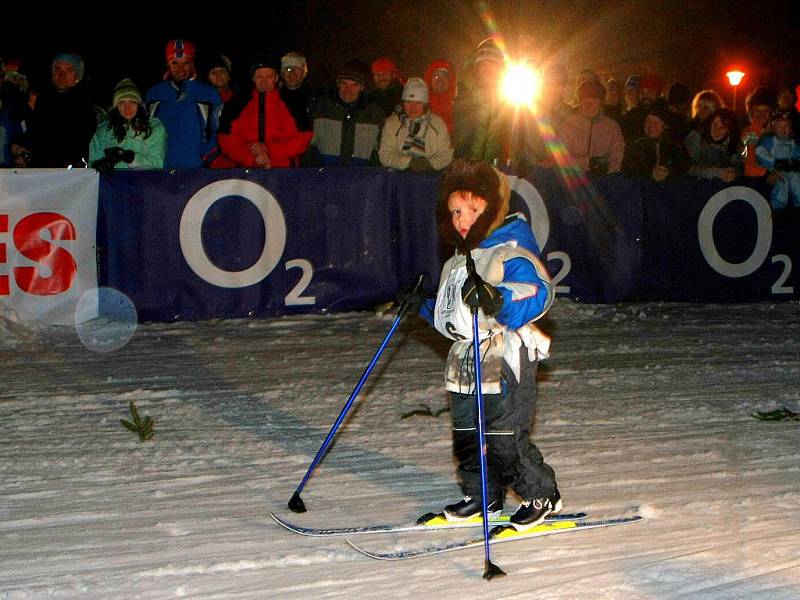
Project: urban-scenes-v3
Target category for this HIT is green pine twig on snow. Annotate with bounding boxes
[751,406,800,422]
[121,401,154,441]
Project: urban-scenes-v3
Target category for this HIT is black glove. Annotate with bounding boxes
[774,159,791,171]
[93,146,137,174]
[91,157,116,175]
[461,272,504,316]
[397,285,429,316]
[408,157,433,172]
[104,146,135,165]
[588,156,609,177]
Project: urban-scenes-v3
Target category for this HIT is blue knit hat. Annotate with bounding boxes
[624,75,641,91]
[52,53,84,81]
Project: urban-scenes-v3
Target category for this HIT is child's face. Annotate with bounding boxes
[448,191,487,239]
[774,120,792,139]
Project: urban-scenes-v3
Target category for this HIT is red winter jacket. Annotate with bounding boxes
[424,59,457,134]
[217,88,311,168]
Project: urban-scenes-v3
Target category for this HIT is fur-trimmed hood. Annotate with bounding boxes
[437,159,511,251]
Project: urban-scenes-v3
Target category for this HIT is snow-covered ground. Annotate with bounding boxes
[2,300,799,599]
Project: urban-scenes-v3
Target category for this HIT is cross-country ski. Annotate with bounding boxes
[345,515,644,560]
[269,510,588,537]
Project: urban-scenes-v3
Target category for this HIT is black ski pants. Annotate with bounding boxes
[449,349,557,504]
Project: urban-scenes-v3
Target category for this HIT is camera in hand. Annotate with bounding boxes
[92,146,135,174]
[774,159,800,172]
[588,156,609,176]
[105,146,135,164]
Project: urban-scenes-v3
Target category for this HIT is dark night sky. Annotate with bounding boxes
[4,1,799,108]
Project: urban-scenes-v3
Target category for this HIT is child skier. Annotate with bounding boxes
[416,158,560,531]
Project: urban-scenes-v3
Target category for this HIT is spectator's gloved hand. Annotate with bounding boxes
[91,157,116,175]
[461,272,504,316]
[93,147,136,174]
[774,159,791,171]
[104,146,135,165]
[408,157,433,172]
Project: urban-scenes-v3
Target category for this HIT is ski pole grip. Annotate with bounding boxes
[398,273,427,318]
[412,272,426,292]
[463,250,480,315]
[465,249,477,276]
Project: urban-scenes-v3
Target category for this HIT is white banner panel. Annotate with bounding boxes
[0,169,99,326]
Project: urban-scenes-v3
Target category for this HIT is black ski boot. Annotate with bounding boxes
[510,489,562,531]
[443,496,503,522]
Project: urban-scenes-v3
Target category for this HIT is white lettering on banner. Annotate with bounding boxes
[179,179,287,288]
[508,176,550,248]
[284,259,316,305]
[510,176,572,295]
[771,255,794,294]
[697,186,772,278]
[546,251,572,294]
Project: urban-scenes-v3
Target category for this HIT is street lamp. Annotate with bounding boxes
[726,70,745,112]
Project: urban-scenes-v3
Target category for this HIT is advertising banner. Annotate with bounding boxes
[0,169,99,326]
[95,168,800,322]
[98,168,442,321]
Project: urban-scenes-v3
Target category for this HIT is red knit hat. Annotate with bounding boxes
[166,39,196,62]
[371,57,400,76]
[640,74,662,93]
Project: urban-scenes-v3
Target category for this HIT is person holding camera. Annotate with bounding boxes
[756,111,800,212]
[622,105,689,182]
[89,79,166,173]
[557,79,624,177]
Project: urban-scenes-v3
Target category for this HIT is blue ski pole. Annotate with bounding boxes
[466,250,506,580]
[288,274,426,513]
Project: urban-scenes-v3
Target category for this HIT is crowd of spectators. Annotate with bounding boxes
[1,38,800,212]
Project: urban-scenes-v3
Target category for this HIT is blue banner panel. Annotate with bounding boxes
[518,168,643,303]
[640,177,800,301]
[98,169,443,321]
[97,167,800,322]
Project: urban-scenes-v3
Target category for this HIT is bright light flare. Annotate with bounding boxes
[502,62,542,107]
[726,70,745,86]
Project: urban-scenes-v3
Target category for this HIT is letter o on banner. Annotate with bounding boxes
[179,179,287,288]
[697,186,771,278]
[509,176,550,249]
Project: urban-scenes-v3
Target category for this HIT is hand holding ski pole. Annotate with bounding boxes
[396,275,429,317]
[462,250,504,317]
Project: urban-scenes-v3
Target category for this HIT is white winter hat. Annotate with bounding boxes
[402,77,429,103]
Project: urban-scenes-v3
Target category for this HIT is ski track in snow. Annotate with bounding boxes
[1,300,799,599]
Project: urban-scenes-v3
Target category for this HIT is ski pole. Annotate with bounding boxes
[288,273,426,513]
[466,250,506,580]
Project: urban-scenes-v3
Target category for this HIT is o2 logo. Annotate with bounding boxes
[179,179,315,305]
[509,176,571,294]
[0,212,78,296]
[698,187,793,294]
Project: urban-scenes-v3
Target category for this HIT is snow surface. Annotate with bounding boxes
[2,300,800,599]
